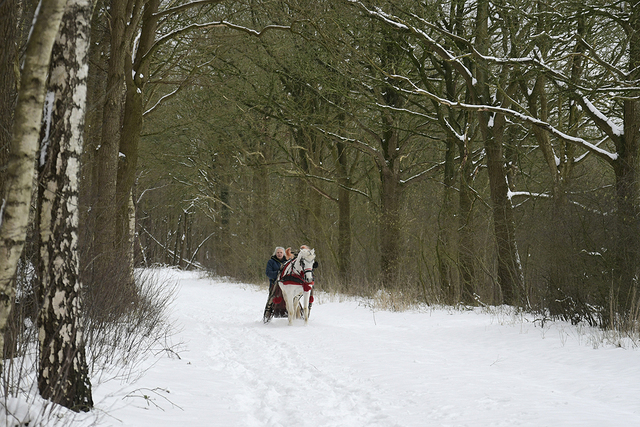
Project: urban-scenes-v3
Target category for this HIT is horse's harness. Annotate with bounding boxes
[278,255,314,292]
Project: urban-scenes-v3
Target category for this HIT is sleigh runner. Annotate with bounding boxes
[263,248,316,324]
[263,282,289,321]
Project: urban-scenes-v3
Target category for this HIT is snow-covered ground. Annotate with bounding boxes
[7,268,640,426]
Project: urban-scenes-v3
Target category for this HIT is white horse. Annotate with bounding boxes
[277,247,315,325]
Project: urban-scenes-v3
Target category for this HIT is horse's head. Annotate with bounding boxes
[298,248,316,284]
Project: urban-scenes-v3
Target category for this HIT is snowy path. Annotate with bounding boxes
[92,270,640,426]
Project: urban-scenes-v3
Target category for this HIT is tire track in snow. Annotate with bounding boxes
[181,283,394,427]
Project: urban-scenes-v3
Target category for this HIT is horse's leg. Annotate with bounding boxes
[286,286,296,326]
[288,290,295,325]
[291,287,305,324]
[279,283,292,325]
[302,290,311,324]
[292,294,298,319]
[294,293,303,319]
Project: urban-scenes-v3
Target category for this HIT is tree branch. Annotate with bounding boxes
[153,0,225,19]
[388,73,618,165]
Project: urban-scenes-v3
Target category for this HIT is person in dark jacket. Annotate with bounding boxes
[265,246,287,292]
[263,246,289,322]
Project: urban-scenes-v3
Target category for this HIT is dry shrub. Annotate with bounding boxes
[314,269,439,312]
[2,259,38,397]
[598,288,640,347]
[1,266,178,425]
[83,268,179,382]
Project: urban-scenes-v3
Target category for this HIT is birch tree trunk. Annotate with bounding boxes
[36,0,93,411]
[0,0,66,371]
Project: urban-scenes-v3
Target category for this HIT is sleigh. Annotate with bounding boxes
[263,283,288,321]
[263,248,315,324]
[263,281,315,323]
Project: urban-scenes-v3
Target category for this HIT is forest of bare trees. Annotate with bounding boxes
[0,0,639,415]
[136,0,640,319]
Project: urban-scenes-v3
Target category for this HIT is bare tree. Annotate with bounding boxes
[0,0,67,371]
[89,0,135,287]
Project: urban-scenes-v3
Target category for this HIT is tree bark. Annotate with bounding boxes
[36,0,94,410]
[91,0,127,282]
[0,0,66,371]
[611,1,640,314]
[437,136,456,302]
[378,35,404,289]
[475,0,523,305]
[0,0,19,191]
[115,0,160,280]
[80,0,108,277]
[0,0,20,359]
[253,117,272,258]
[483,120,523,305]
[336,141,352,281]
[457,135,477,304]
[379,164,401,288]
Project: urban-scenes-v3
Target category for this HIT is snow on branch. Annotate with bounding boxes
[188,231,216,267]
[348,0,575,97]
[405,7,629,96]
[205,21,293,37]
[143,21,293,73]
[316,127,384,164]
[144,87,181,116]
[507,190,551,200]
[575,34,629,81]
[347,0,634,130]
[573,137,609,164]
[387,74,618,164]
[155,20,291,46]
[401,162,442,185]
[442,117,465,143]
[407,10,543,68]
[345,0,475,88]
[153,0,226,19]
[136,183,171,204]
[578,96,624,144]
[373,102,438,122]
[144,59,212,116]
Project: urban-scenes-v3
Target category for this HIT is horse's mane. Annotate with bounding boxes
[285,246,315,263]
[283,247,316,272]
[298,248,315,264]
[300,248,314,258]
